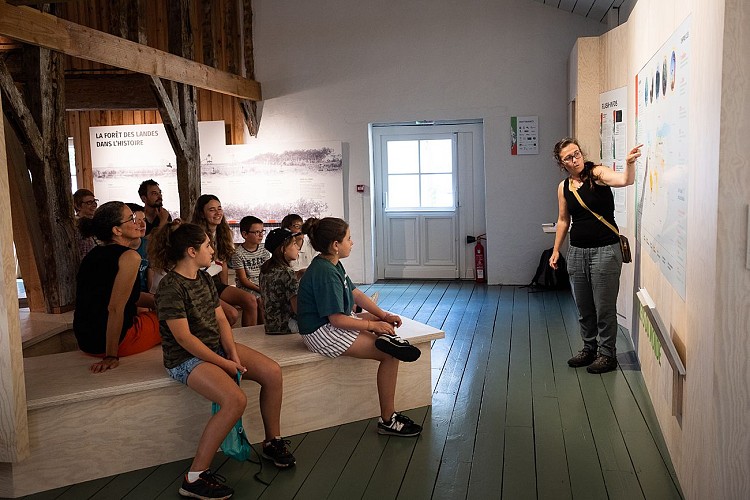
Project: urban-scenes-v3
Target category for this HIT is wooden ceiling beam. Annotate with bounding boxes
[0,0,262,101]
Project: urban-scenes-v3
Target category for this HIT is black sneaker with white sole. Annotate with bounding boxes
[375,334,421,362]
[262,438,296,468]
[178,469,234,500]
[377,412,423,437]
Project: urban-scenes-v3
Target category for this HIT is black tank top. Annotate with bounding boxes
[563,178,620,248]
[73,244,140,354]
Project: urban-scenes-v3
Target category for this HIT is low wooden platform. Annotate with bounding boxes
[0,317,443,498]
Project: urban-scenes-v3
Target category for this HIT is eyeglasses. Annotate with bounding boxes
[118,212,137,225]
[562,150,582,163]
[82,199,98,206]
[247,230,265,236]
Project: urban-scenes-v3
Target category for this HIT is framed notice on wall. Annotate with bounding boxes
[510,116,538,155]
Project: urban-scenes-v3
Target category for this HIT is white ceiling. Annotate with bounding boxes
[531,0,629,24]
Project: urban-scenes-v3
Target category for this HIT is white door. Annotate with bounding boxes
[373,125,468,279]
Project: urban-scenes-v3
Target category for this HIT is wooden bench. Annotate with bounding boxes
[0,317,444,497]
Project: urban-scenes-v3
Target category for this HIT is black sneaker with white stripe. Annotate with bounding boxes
[377,412,423,437]
[375,334,421,362]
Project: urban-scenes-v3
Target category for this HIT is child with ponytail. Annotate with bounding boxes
[149,221,295,499]
[296,217,423,437]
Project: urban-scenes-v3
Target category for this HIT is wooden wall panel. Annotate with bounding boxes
[578,0,749,499]
[715,1,750,499]
[60,0,247,180]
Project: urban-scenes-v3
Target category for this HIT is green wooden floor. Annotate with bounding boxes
[18,282,683,500]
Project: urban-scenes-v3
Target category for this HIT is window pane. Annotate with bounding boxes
[388,174,419,208]
[421,174,454,208]
[420,139,452,173]
[387,140,419,174]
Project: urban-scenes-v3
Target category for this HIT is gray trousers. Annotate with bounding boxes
[566,242,622,357]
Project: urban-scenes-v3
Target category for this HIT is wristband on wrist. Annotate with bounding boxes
[103,355,119,361]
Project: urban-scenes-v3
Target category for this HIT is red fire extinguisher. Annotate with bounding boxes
[474,234,486,283]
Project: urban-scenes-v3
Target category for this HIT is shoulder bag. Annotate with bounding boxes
[570,185,632,263]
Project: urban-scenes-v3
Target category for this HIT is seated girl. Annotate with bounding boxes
[297,217,422,437]
[73,201,162,373]
[259,227,302,335]
[150,222,295,499]
[191,194,259,326]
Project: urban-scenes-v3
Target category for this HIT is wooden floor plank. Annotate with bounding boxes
[257,427,337,499]
[89,466,158,500]
[293,420,369,499]
[467,285,513,498]
[396,394,452,500]
[362,407,427,500]
[501,425,536,499]
[544,291,609,500]
[327,419,388,499]
[121,458,192,499]
[433,288,496,496]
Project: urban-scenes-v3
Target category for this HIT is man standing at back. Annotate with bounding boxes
[138,179,172,236]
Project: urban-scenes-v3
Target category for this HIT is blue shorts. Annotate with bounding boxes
[166,347,226,385]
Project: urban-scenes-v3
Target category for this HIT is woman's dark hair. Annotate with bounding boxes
[553,137,598,188]
[300,217,315,235]
[305,217,349,254]
[190,194,234,262]
[281,213,303,230]
[78,201,127,242]
[148,222,208,271]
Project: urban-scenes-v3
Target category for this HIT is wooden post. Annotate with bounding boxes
[5,126,46,312]
[20,43,78,312]
[239,0,259,137]
[163,0,200,219]
[0,90,30,463]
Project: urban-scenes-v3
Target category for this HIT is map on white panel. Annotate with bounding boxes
[635,17,691,300]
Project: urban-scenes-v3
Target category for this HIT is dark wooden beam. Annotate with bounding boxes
[19,41,77,312]
[0,57,43,162]
[161,0,200,219]
[0,0,262,100]
[65,73,157,110]
[239,0,259,137]
[5,123,46,312]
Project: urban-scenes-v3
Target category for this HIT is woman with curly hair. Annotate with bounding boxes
[74,201,161,373]
[550,138,641,374]
[191,194,259,327]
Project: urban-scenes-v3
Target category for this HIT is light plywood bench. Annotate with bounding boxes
[1,317,444,497]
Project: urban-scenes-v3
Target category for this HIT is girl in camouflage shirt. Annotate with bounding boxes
[150,222,295,499]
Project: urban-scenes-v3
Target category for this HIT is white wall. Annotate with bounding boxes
[252,0,606,283]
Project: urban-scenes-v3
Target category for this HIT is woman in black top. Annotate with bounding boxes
[549,138,642,374]
[74,201,161,373]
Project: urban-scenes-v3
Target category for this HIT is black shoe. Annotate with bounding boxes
[567,349,598,368]
[377,412,423,437]
[179,470,233,499]
[375,335,421,362]
[586,354,618,374]
[262,438,296,468]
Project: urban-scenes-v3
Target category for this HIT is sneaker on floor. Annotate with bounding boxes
[178,470,233,500]
[377,412,423,437]
[567,349,598,368]
[375,334,421,362]
[262,438,296,468]
[586,354,618,374]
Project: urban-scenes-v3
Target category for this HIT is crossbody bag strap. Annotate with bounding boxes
[569,183,620,236]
